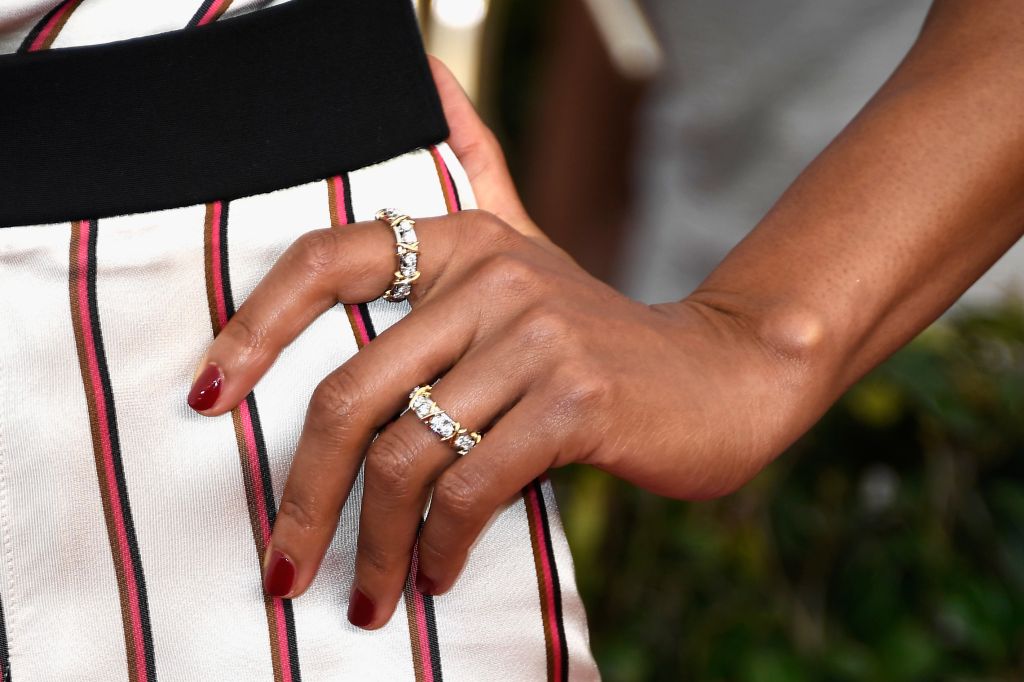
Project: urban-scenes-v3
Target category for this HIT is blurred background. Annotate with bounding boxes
[416,1,1024,679]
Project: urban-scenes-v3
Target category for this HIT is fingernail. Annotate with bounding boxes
[263,549,296,598]
[347,588,375,628]
[415,571,437,596]
[188,363,222,412]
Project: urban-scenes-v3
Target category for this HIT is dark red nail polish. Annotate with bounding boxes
[348,588,375,627]
[188,363,222,411]
[263,549,295,598]
[415,571,437,596]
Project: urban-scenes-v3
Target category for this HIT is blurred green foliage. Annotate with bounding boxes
[554,298,1024,681]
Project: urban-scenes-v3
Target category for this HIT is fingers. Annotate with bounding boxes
[186,212,491,416]
[260,255,546,607]
[426,56,546,242]
[186,220,392,413]
[258,283,484,601]
[347,336,538,628]
[414,391,566,596]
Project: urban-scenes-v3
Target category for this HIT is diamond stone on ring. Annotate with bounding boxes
[407,385,483,456]
[376,208,420,302]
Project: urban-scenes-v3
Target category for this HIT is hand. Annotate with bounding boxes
[187,59,818,629]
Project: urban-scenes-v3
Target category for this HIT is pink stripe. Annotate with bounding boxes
[332,176,373,348]
[412,591,435,682]
[349,307,372,347]
[430,146,459,210]
[238,399,273,544]
[273,599,294,682]
[527,487,563,681]
[76,223,149,682]
[210,205,293,680]
[27,0,75,52]
[195,0,228,26]
[331,175,348,225]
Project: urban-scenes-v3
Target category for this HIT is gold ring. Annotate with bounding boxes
[375,208,420,302]
[407,385,482,456]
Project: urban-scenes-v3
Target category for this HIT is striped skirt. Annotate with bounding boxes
[0,1,598,680]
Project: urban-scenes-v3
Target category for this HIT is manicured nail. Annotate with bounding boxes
[347,588,375,627]
[188,363,222,412]
[263,549,295,598]
[415,571,437,596]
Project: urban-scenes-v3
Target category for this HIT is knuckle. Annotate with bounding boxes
[555,365,613,416]
[363,429,424,500]
[356,536,394,578]
[220,310,269,361]
[514,306,574,349]
[432,468,482,520]
[278,495,329,534]
[293,228,341,276]
[416,532,454,568]
[476,251,542,296]
[460,209,519,250]
[309,366,362,424]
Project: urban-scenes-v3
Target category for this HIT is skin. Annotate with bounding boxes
[188,0,1024,630]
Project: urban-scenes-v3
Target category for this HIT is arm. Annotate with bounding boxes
[691,0,1024,416]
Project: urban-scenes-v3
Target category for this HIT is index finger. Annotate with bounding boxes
[185,215,459,415]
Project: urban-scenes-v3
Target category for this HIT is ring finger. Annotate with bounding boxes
[346,327,549,628]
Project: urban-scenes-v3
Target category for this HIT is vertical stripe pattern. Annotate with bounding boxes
[68,219,157,682]
[524,480,569,682]
[17,0,84,52]
[395,144,473,681]
[188,0,235,27]
[202,202,302,682]
[429,146,463,215]
[432,143,573,681]
[404,543,443,682]
[328,174,377,348]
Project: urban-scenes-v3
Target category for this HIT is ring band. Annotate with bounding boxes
[375,208,420,302]
[407,385,483,456]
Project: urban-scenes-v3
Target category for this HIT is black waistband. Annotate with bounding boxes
[0,0,448,227]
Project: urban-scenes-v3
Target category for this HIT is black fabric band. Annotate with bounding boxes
[0,0,449,227]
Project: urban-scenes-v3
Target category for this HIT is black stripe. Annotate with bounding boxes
[0,0,447,228]
[0,593,10,682]
[245,392,279,531]
[216,203,236,317]
[421,594,444,681]
[341,173,355,228]
[281,598,302,681]
[532,480,569,680]
[17,0,74,53]
[86,220,158,679]
[185,0,219,27]
[446,167,463,212]
[217,204,303,679]
[356,303,377,341]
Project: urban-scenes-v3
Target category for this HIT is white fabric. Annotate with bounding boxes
[0,145,600,680]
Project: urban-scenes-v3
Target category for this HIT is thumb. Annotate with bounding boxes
[427,55,547,242]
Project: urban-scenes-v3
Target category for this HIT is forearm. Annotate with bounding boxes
[689,0,1024,405]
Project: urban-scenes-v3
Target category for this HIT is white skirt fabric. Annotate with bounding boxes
[0,144,599,681]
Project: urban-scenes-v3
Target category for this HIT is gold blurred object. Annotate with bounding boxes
[417,0,490,102]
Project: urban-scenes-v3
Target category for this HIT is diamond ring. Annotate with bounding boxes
[376,208,420,302]
[407,384,482,456]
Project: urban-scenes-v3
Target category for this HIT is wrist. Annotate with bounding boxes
[669,288,848,409]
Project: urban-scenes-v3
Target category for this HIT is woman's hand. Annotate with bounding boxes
[186,59,816,629]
